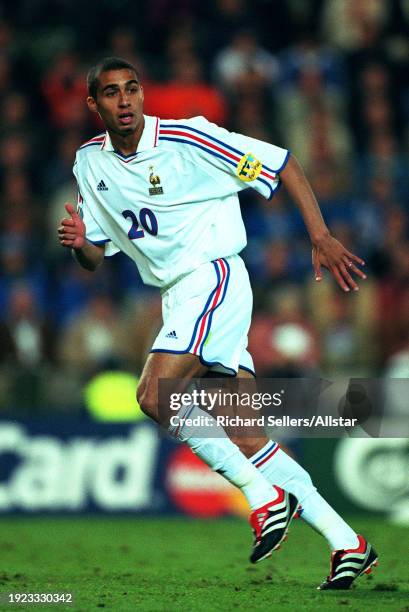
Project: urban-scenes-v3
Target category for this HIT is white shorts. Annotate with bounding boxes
[151,255,255,376]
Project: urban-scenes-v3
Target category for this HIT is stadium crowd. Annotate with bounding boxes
[0,0,408,412]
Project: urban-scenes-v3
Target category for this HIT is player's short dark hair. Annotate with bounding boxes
[87,57,140,99]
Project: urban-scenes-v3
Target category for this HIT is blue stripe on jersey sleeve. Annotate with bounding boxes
[159,136,237,168]
[159,136,276,200]
[160,123,244,157]
[276,150,291,173]
[159,136,274,198]
[160,122,285,175]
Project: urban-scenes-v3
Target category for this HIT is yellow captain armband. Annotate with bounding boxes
[236,153,262,182]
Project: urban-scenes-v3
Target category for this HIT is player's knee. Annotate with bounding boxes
[138,392,157,419]
[137,380,157,419]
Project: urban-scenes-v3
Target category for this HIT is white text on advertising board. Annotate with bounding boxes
[0,423,158,511]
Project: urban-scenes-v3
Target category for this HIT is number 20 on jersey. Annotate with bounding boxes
[122,208,158,239]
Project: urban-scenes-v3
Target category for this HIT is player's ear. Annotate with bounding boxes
[87,96,98,113]
[139,84,144,103]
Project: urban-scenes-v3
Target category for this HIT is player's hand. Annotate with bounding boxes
[312,233,366,292]
[58,203,86,250]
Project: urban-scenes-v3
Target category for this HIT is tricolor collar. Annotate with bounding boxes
[102,115,159,154]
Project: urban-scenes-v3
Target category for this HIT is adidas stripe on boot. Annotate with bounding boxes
[318,535,379,590]
[249,486,298,564]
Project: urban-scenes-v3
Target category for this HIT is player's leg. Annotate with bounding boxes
[137,350,280,511]
[228,366,270,457]
[216,366,298,561]
[249,441,359,548]
[230,367,377,586]
[245,435,378,587]
[232,367,359,549]
[228,381,358,551]
[137,351,297,562]
[136,351,206,422]
[240,439,378,588]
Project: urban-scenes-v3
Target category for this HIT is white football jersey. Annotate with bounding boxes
[74,115,289,289]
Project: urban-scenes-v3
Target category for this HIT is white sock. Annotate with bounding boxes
[169,404,278,510]
[250,441,359,550]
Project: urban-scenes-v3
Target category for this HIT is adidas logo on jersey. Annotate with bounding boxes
[165,330,178,339]
[97,180,108,191]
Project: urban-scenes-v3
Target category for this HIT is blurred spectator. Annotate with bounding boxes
[0,283,54,410]
[0,283,54,366]
[0,133,34,182]
[144,54,227,123]
[362,96,394,141]
[243,190,303,243]
[308,163,353,231]
[0,53,13,103]
[42,129,83,193]
[57,293,127,376]
[165,22,199,67]
[249,287,320,376]
[276,34,348,168]
[143,3,210,80]
[0,22,16,58]
[106,27,150,82]
[214,29,279,96]
[283,101,353,171]
[321,0,390,51]
[109,27,143,67]
[278,33,346,99]
[0,178,48,317]
[53,258,118,325]
[1,92,34,139]
[147,0,199,28]
[120,295,163,374]
[358,131,407,198]
[41,51,88,130]
[262,240,292,285]
[376,226,409,361]
[320,292,367,374]
[363,201,408,280]
[350,175,396,262]
[209,0,258,51]
[231,98,273,140]
[306,279,379,374]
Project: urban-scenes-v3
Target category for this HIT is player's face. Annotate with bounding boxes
[87,69,144,136]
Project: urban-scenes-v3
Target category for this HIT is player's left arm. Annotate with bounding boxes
[280,154,366,292]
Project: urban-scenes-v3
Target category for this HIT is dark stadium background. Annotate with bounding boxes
[0,1,408,609]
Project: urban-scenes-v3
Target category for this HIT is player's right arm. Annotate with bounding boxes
[58,202,105,271]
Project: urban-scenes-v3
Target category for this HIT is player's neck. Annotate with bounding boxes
[108,119,144,156]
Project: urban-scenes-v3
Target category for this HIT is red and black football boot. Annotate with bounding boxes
[249,486,298,564]
[318,534,379,590]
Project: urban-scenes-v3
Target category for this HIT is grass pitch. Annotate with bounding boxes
[0,517,407,611]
